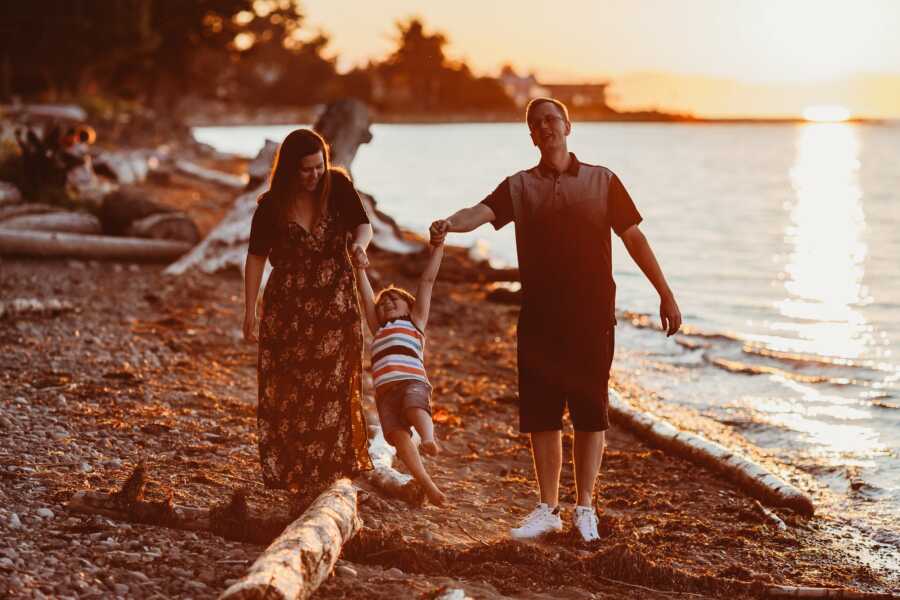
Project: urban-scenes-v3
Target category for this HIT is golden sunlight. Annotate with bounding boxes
[802,105,852,123]
[777,123,870,359]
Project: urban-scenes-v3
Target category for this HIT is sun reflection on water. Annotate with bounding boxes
[775,123,871,360]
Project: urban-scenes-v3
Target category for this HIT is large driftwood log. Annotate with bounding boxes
[1,211,102,234]
[247,140,279,186]
[0,202,59,222]
[175,160,248,189]
[364,422,425,505]
[165,99,377,276]
[219,479,360,600]
[93,150,152,185]
[0,229,191,262]
[315,99,373,169]
[608,390,815,516]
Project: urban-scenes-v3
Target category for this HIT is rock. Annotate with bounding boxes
[99,186,174,235]
[385,567,404,578]
[0,181,23,206]
[335,565,358,578]
[125,212,199,244]
[36,507,54,519]
[9,513,22,528]
[112,583,130,595]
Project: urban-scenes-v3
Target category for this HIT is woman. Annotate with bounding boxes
[243,129,373,501]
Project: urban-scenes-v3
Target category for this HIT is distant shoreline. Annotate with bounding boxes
[185,108,882,127]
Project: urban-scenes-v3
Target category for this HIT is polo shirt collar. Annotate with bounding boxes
[537,152,580,177]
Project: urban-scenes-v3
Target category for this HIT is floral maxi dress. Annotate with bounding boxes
[248,171,372,496]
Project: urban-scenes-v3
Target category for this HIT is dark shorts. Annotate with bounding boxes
[517,327,614,433]
[374,380,432,438]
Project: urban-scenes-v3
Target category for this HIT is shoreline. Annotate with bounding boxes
[1,154,898,597]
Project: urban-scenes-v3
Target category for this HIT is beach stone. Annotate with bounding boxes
[385,567,404,577]
[336,565,358,578]
[36,507,55,519]
[113,583,130,595]
[10,513,22,528]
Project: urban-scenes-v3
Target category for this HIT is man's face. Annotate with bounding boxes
[528,102,570,150]
[299,151,326,192]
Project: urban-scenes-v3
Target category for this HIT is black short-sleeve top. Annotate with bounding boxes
[248,170,370,259]
[480,153,641,335]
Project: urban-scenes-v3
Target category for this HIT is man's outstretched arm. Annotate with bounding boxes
[430,203,496,244]
[620,225,682,336]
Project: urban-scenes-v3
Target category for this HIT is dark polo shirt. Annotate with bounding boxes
[481,153,641,393]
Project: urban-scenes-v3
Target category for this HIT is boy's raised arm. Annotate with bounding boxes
[352,247,380,335]
[411,242,444,331]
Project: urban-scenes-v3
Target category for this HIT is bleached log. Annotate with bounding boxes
[763,585,899,598]
[175,160,248,189]
[0,298,74,320]
[0,202,58,222]
[0,229,191,262]
[94,151,152,185]
[754,500,788,531]
[0,181,22,206]
[247,140,279,186]
[608,390,815,516]
[1,211,102,234]
[315,98,372,169]
[219,478,360,600]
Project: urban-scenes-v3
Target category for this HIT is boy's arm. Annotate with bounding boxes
[411,242,444,331]
[354,264,380,335]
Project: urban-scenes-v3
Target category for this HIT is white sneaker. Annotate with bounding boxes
[510,503,563,540]
[573,506,600,542]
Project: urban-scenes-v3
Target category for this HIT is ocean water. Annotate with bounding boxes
[193,122,900,550]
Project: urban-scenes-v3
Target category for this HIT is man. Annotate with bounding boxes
[430,98,681,542]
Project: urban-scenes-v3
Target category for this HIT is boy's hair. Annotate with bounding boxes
[375,285,416,307]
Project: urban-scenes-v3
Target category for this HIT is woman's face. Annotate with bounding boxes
[377,293,410,325]
[298,151,326,192]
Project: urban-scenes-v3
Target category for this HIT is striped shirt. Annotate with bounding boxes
[372,317,430,389]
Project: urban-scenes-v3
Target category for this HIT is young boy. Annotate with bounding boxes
[352,240,446,506]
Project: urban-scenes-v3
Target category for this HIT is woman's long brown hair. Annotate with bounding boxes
[259,128,333,224]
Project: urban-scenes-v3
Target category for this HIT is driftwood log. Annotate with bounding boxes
[608,390,815,516]
[99,187,175,235]
[94,151,152,185]
[247,140,279,187]
[0,202,59,222]
[175,160,248,189]
[1,211,102,234]
[0,229,191,262]
[218,479,360,600]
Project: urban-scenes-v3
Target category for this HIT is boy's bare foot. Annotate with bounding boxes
[425,483,446,506]
[421,439,441,456]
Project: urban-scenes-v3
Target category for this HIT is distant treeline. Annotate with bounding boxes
[0,1,513,114]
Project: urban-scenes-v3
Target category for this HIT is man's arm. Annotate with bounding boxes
[429,203,496,244]
[410,242,444,331]
[620,225,682,336]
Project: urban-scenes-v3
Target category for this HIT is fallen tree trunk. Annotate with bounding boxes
[762,585,899,599]
[0,181,22,206]
[1,211,102,234]
[608,390,815,516]
[175,160,248,189]
[218,478,360,600]
[0,202,59,222]
[0,229,191,262]
[125,212,200,244]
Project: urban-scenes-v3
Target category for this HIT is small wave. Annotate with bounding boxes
[708,357,860,385]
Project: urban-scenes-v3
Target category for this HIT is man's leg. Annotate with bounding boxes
[530,430,562,507]
[573,430,605,507]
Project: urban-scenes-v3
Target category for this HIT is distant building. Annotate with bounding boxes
[541,83,610,110]
[498,65,548,107]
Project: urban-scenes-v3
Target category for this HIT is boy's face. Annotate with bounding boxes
[377,293,410,324]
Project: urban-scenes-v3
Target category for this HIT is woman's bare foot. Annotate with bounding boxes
[421,438,441,456]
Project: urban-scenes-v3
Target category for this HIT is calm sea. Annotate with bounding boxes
[194,122,900,552]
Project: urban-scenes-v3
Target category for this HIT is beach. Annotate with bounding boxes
[1,150,898,598]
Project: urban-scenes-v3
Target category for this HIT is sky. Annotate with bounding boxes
[299,0,900,118]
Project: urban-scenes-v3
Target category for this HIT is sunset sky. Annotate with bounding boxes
[301,0,900,119]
